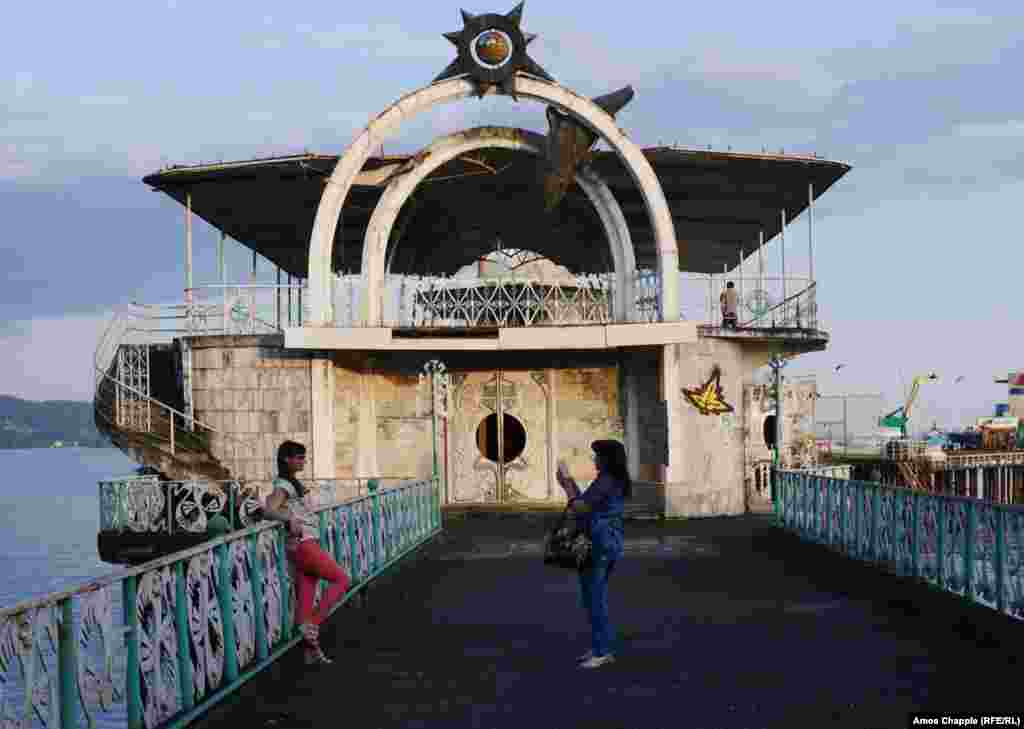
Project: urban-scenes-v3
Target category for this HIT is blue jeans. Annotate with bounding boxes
[578,556,617,657]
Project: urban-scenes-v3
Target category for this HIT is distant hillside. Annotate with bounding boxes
[0,395,110,449]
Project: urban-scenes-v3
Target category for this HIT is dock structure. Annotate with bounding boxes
[92,4,850,548]
[5,475,1023,729]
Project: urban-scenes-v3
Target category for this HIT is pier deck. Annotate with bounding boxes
[191,515,1018,729]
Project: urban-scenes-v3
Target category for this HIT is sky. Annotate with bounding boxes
[2,0,1023,434]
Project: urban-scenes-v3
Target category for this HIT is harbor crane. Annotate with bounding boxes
[879,372,939,438]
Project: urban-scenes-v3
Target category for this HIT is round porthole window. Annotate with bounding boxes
[475,413,526,463]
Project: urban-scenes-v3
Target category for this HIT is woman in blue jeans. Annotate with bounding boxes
[556,439,630,670]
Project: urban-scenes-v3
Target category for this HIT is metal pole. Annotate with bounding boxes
[287,273,292,326]
[276,267,281,330]
[843,396,848,456]
[775,362,784,467]
[219,231,227,331]
[708,274,713,325]
[780,209,787,302]
[758,230,765,293]
[739,248,744,326]
[185,193,193,330]
[722,263,728,327]
[250,250,257,332]
[808,182,815,284]
[431,373,438,486]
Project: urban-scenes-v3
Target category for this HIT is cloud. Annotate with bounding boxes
[299,23,442,59]
[2,314,108,401]
[13,71,34,98]
[956,121,1024,139]
[78,95,132,107]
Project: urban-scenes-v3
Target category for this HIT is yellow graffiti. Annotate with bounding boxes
[684,366,734,416]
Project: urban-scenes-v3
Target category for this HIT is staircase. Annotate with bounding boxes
[93,305,243,482]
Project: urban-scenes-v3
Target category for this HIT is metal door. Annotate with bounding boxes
[448,370,551,503]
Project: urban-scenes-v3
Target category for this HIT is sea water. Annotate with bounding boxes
[0,447,136,607]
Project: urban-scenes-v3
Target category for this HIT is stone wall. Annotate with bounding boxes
[666,338,750,517]
[332,353,433,482]
[189,335,312,493]
[556,367,623,486]
[374,370,433,479]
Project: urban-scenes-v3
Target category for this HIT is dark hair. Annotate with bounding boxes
[276,440,307,497]
[591,439,632,499]
[726,281,735,288]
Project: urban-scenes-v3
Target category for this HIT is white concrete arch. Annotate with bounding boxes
[306,74,679,326]
[359,126,637,325]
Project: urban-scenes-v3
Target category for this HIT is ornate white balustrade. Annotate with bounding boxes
[2,478,440,729]
[331,269,663,327]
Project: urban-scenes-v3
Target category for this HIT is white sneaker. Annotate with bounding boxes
[579,654,615,669]
[577,650,593,662]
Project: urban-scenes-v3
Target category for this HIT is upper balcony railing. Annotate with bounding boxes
[124,272,821,337]
[330,270,661,327]
[681,274,820,331]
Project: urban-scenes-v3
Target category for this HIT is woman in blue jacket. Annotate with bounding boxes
[556,439,630,669]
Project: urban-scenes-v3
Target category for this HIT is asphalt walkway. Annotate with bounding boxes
[191,513,1020,729]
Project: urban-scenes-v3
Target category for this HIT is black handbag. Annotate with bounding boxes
[543,507,593,570]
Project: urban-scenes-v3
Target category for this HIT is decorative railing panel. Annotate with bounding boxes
[98,479,397,536]
[775,469,1024,622]
[1,478,440,729]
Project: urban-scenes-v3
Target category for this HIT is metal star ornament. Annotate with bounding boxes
[433,3,553,95]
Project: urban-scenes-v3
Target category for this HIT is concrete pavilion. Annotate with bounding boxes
[97,4,850,518]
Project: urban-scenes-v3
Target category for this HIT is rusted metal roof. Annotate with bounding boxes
[143,146,850,278]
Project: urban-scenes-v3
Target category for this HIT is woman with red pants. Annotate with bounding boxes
[263,440,350,665]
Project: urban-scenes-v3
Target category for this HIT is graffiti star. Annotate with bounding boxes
[683,366,734,416]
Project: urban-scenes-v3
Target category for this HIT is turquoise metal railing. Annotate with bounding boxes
[0,477,441,729]
[774,469,1024,621]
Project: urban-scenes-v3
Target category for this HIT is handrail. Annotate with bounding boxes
[774,469,1024,623]
[739,281,817,328]
[0,477,442,729]
[95,367,212,433]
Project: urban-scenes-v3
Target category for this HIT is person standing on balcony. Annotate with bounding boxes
[555,439,630,669]
[263,440,350,666]
[720,281,738,328]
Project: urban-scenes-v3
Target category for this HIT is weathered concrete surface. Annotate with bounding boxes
[191,515,1020,729]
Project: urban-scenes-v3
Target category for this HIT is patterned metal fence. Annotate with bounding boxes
[0,478,441,729]
[774,470,1024,621]
[331,270,663,328]
[97,478,414,536]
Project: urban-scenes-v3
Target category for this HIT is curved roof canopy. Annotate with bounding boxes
[143,145,849,278]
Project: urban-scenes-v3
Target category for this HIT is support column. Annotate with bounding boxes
[808,182,815,283]
[310,356,336,480]
[547,368,559,502]
[780,209,787,303]
[219,231,227,331]
[977,466,984,500]
[624,359,641,483]
[660,344,682,513]
[356,360,379,479]
[185,193,193,306]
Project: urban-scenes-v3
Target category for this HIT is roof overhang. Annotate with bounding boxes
[143,146,850,278]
